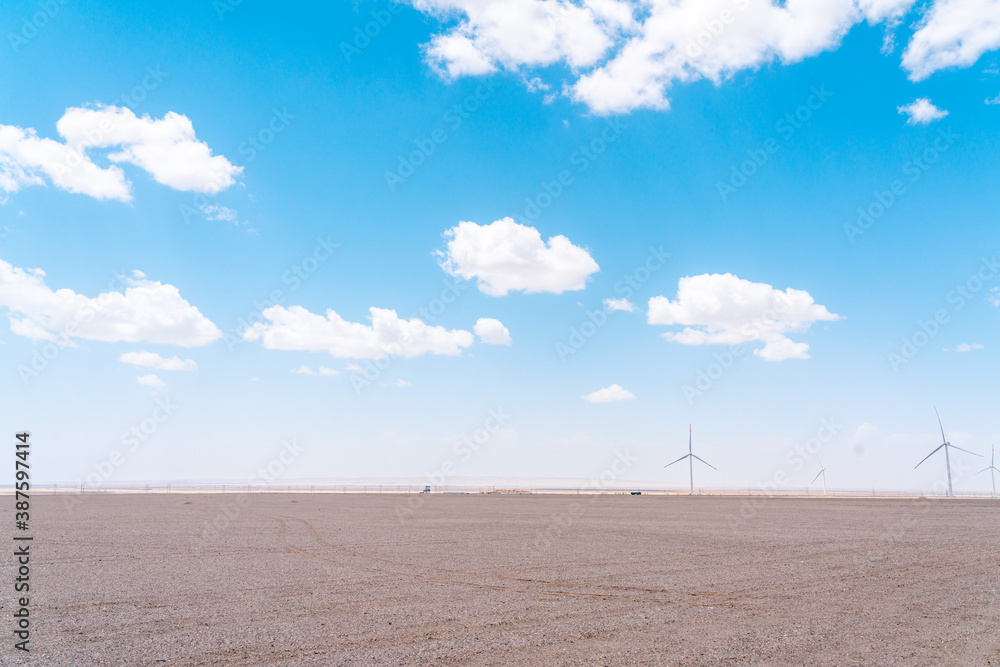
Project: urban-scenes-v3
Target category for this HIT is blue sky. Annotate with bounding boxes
[1,0,999,493]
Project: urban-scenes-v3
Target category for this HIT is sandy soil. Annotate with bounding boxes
[2,493,998,666]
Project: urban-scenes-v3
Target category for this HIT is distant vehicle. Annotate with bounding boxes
[422,485,431,494]
[631,491,641,495]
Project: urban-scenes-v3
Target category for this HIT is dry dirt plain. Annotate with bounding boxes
[2,493,998,666]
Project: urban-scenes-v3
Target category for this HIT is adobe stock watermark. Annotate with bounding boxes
[395,407,509,523]
[61,397,180,513]
[385,81,496,192]
[844,127,960,243]
[717,85,833,201]
[556,245,670,362]
[729,416,843,529]
[46,68,169,178]
[530,449,638,557]
[340,1,405,63]
[853,455,977,568]
[179,107,294,224]
[348,277,468,394]
[16,268,131,385]
[681,293,794,404]
[519,117,625,223]
[223,235,339,351]
[7,0,68,52]
[887,255,999,371]
[107,65,169,110]
[194,439,305,546]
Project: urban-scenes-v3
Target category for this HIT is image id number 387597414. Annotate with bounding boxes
[14,431,31,652]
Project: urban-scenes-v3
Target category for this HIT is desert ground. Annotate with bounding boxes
[2,493,998,665]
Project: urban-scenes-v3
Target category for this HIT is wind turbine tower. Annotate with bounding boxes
[978,445,999,498]
[811,459,827,496]
[914,408,980,497]
[665,424,716,496]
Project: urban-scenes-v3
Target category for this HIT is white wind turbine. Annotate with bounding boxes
[665,424,716,496]
[914,407,980,497]
[977,445,999,498]
[811,459,827,496]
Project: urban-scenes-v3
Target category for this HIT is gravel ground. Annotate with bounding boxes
[2,493,998,666]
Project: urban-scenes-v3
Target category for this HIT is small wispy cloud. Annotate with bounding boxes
[944,343,984,352]
[120,350,197,371]
[603,297,636,312]
[583,384,635,404]
[136,374,166,391]
[291,365,340,376]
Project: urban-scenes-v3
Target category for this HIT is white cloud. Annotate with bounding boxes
[603,297,636,312]
[989,286,1000,305]
[439,217,599,296]
[292,365,340,376]
[987,92,1000,104]
[200,204,239,223]
[583,383,636,403]
[345,363,365,374]
[243,305,476,359]
[944,342,984,352]
[0,105,241,202]
[120,351,197,371]
[647,273,841,361]
[902,0,1000,80]
[474,317,512,345]
[136,374,165,391]
[412,0,1000,114]
[0,259,221,347]
[414,0,622,79]
[897,98,949,124]
[389,379,413,388]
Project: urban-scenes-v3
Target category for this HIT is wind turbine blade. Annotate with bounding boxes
[691,454,716,470]
[934,407,947,444]
[664,454,690,468]
[914,443,946,469]
[946,444,982,457]
[978,467,992,475]
[811,470,824,484]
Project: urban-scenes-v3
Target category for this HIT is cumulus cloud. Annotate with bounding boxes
[242,305,476,359]
[0,105,241,202]
[944,342,984,352]
[414,0,624,79]
[583,383,636,403]
[136,374,166,391]
[388,379,413,388]
[474,317,512,345]
[410,0,1000,114]
[0,259,221,347]
[898,98,949,124]
[989,286,1000,306]
[647,273,841,361]
[439,217,599,296]
[603,297,636,312]
[902,0,1000,80]
[119,351,197,371]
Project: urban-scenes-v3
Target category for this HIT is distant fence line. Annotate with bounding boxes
[0,484,996,498]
